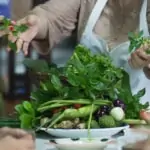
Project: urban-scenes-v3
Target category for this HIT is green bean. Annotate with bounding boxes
[39,99,93,107]
[39,99,111,107]
[37,103,71,112]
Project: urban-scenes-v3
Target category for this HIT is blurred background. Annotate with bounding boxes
[0,0,75,115]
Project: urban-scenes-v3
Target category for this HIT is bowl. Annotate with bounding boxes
[41,125,129,138]
[48,137,112,150]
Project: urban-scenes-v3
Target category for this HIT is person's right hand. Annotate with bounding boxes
[8,15,40,55]
[0,15,40,55]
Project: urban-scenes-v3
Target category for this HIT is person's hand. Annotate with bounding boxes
[0,134,35,150]
[0,127,35,150]
[0,127,34,139]
[128,48,150,69]
[7,15,40,55]
[128,45,150,69]
[125,128,150,150]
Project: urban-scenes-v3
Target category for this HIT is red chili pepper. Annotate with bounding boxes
[62,106,68,110]
[74,104,82,109]
[8,25,14,31]
[52,108,62,114]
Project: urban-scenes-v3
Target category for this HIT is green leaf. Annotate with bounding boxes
[19,113,33,129]
[15,104,24,114]
[23,58,49,72]
[22,101,34,115]
[0,26,6,30]
[8,41,17,51]
[18,24,28,33]
[51,75,62,91]
[134,88,146,98]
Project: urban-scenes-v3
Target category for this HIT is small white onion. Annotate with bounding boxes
[110,107,125,121]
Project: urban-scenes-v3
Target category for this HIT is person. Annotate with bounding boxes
[0,127,35,150]
[1,0,150,102]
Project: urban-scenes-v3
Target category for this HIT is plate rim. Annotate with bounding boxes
[41,124,129,131]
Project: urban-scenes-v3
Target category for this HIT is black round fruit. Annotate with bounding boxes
[113,99,125,110]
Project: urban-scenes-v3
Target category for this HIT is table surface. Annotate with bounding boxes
[35,130,148,150]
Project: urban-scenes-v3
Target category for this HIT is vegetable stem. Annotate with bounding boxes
[123,119,146,125]
[46,113,64,129]
[87,104,94,139]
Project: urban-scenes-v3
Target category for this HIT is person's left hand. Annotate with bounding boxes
[0,127,34,140]
[128,45,150,69]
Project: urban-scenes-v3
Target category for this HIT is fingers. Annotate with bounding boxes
[129,47,150,69]
[16,38,24,53]
[0,127,28,139]
[1,134,35,150]
[23,41,29,55]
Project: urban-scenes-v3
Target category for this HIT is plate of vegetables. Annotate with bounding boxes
[15,43,149,138]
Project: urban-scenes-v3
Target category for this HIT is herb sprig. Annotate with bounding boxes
[0,17,28,51]
[128,30,150,54]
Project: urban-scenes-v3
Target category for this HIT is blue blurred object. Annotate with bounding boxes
[0,0,10,18]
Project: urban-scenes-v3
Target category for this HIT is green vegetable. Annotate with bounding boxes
[99,115,116,128]
[128,30,150,54]
[87,120,99,129]
[23,58,50,73]
[15,44,150,129]
[123,119,146,125]
[117,71,149,119]
[0,17,28,52]
[15,101,35,129]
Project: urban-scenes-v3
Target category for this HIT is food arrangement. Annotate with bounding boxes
[15,44,149,132]
[0,17,149,133]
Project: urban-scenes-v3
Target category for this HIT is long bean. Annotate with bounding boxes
[37,103,71,112]
[37,100,111,113]
[39,99,111,107]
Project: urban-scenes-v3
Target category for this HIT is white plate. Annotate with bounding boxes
[41,125,129,138]
[47,138,113,150]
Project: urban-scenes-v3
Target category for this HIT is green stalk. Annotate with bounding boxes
[123,119,146,125]
[46,113,64,129]
[39,99,92,107]
[39,99,112,108]
[38,100,111,113]
[87,103,94,140]
[37,103,71,112]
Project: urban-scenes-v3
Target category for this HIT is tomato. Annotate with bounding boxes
[52,108,62,114]
[74,104,82,109]
[62,106,68,110]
